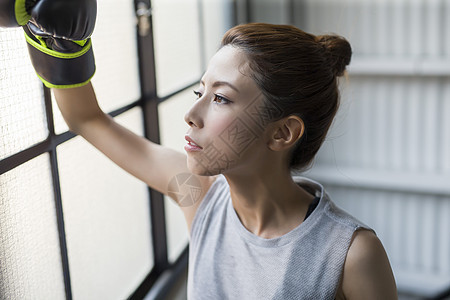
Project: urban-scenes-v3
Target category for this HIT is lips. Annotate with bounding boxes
[185,135,203,151]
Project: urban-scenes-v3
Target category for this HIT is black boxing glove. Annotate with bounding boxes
[0,0,32,27]
[0,0,97,88]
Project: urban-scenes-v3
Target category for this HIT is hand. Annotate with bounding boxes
[0,0,97,88]
[0,0,32,27]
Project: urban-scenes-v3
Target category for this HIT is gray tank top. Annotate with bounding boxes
[188,175,372,299]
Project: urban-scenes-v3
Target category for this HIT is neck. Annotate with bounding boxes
[224,164,315,239]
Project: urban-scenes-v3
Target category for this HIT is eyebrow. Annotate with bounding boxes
[200,80,240,93]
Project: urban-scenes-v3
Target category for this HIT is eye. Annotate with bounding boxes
[213,94,231,105]
[193,90,202,99]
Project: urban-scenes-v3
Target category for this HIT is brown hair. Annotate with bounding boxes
[221,23,352,170]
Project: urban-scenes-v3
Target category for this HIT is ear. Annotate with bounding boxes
[267,116,305,151]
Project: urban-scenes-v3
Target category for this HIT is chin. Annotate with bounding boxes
[188,155,234,177]
[186,156,217,176]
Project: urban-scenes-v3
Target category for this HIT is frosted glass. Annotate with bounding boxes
[250,0,290,24]
[157,9,233,268]
[51,92,69,135]
[201,0,234,66]
[0,28,48,159]
[158,88,195,262]
[0,154,65,299]
[57,108,153,299]
[164,195,190,263]
[153,0,202,96]
[53,0,141,134]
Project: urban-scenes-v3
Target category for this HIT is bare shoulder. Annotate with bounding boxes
[338,229,398,300]
[174,174,219,234]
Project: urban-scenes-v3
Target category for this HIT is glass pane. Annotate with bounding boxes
[53,0,141,134]
[0,28,48,159]
[153,0,202,97]
[201,0,234,67]
[164,194,189,263]
[249,0,290,24]
[57,108,153,299]
[158,87,195,262]
[51,93,69,135]
[0,154,65,299]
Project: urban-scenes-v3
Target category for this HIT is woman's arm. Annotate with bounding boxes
[339,229,398,299]
[53,83,215,232]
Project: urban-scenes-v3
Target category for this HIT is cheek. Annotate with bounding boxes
[208,117,232,136]
[191,104,269,176]
[208,109,263,150]
[208,107,265,137]
[217,116,260,155]
[217,113,264,155]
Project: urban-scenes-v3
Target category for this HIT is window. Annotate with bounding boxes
[0,0,235,298]
[153,0,234,264]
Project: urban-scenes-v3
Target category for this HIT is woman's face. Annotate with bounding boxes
[184,45,273,176]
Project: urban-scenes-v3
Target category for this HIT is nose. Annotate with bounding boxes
[184,98,205,128]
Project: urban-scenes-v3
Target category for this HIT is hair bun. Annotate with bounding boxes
[316,34,352,76]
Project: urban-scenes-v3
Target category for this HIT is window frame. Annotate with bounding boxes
[0,0,240,299]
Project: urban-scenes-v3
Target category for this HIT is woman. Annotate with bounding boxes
[54,23,397,299]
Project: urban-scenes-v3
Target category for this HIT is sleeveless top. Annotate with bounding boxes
[187,175,372,299]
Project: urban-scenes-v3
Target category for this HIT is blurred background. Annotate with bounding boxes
[0,0,449,299]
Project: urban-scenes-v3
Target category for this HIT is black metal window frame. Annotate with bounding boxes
[0,0,239,299]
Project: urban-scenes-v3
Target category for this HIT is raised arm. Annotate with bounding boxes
[0,0,214,232]
[53,83,217,198]
[53,84,215,232]
[53,83,185,194]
